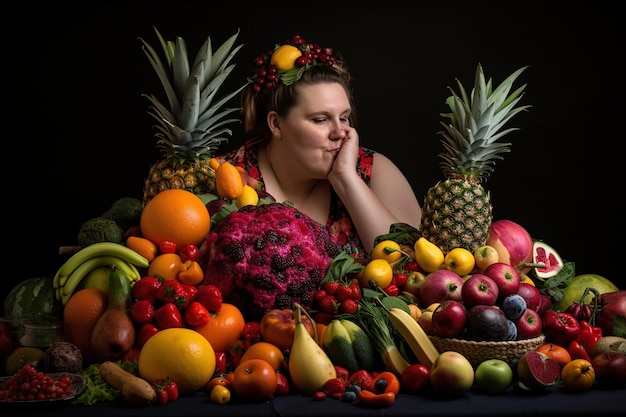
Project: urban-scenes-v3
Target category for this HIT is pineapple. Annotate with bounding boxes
[419,63,531,254]
[140,27,247,205]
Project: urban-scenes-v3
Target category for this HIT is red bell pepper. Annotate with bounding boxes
[214,352,228,374]
[576,320,602,354]
[567,339,591,361]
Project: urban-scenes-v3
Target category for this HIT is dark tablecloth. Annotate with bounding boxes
[4,384,624,417]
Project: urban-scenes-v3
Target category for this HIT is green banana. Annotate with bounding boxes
[59,255,136,301]
[57,242,149,277]
[323,319,360,374]
[340,319,377,372]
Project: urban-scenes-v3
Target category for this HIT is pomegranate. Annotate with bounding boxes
[485,219,533,274]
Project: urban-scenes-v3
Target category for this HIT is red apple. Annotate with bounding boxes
[591,352,626,384]
[419,269,464,307]
[516,282,541,312]
[403,271,428,300]
[431,300,467,338]
[537,293,553,316]
[483,262,521,303]
[461,274,499,307]
[401,363,431,393]
[485,219,533,274]
[514,308,543,340]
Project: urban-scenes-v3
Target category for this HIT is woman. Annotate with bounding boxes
[216,35,421,259]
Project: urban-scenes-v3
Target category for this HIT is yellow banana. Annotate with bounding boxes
[57,242,149,278]
[388,307,439,368]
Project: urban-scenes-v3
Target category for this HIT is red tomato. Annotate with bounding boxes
[231,359,277,401]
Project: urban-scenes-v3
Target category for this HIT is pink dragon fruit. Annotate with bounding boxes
[197,203,340,320]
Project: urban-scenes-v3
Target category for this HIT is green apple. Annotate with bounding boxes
[429,351,474,396]
[474,359,513,394]
[473,245,499,272]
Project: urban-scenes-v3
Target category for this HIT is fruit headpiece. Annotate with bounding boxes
[248,35,339,97]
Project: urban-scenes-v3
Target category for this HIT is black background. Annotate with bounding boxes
[3,1,619,305]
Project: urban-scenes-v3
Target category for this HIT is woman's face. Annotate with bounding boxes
[273,82,352,178]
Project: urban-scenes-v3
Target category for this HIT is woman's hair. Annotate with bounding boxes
[241,58,356,140]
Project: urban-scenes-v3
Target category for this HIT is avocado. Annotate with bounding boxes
[102,197,143,230]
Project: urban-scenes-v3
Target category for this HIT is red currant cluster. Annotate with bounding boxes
[250,34,337,96]
[312,280,362,324]
[0,364,75,402]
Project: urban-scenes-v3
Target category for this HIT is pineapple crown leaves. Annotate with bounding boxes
[437,63,532,179]
[139,27,248,158]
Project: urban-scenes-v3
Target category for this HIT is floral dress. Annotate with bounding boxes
[217,138,374,260]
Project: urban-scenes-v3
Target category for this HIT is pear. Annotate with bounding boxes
[288,303,336,395]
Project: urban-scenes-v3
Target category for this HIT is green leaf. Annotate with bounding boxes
[373,223,421,248]
[322,252,364,284]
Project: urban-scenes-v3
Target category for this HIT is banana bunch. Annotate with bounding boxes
[323,318,377,374]
[53,242,150,305]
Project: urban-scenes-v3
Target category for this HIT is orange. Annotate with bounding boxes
[240,341,285,371]
[359,258,393,289]
[147,252,184,281]
[140,188,211,248]
[270,44,302,72]
[138,328,216,396]
[62,288,108,363]
[371,240,402,264]
[193,303,245,353]
[215,161,244,200]
[536,343,572,369]
[315,322,327,347]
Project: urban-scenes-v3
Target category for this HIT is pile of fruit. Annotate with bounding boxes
[2,29,625,408]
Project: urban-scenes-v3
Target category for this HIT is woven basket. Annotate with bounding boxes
[429,334,546,368]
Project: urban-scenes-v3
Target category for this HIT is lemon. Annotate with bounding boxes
[270,45,302,72]
[359,259,393,290]
[371,240,402,263]
[138,328,216,396]
[236,184,259,209]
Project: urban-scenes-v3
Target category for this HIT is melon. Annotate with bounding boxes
[532,241,563,279]
[3,277,63,322]
[552,274,619,312]
[517,350,560,390]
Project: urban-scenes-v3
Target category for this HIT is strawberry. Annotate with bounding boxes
[194,284,223,312]
[183,301,210,326]
[158,280,190,310]
[349,370,374,392]
[334,366,350,383]
[323,377,346,396]
[274,372,290,396]
[154,302,184,329]
[323,281,340,295]
[393,272,409,289]
[335,285,354,302]
[317,294,338,314]
[383,283,399,297]
[136,323,159,348]
[129,299,155,324]
[339,298,358,314]
[131,276,162,302]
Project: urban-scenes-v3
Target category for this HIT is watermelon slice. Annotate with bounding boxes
[532,241,563,279]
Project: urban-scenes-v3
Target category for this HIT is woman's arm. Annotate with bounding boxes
[329,131,421,253]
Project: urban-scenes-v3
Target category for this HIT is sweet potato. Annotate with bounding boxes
[99,361,156,405]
